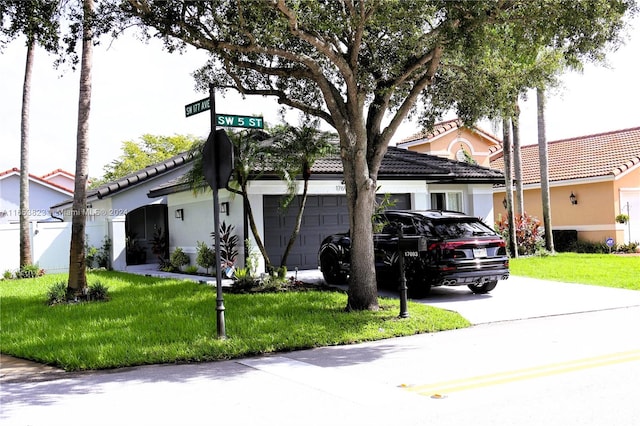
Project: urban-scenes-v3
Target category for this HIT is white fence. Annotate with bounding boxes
[0,221,109,274]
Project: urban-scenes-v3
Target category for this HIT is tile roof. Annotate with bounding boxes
[310,146,504,181]
[50,152,195,208]
[149,146,504,197]
[490,126,640,185]
[40,169,75,179]
[396,118,502,147]
[0,167,74,194]
[91,151,195,199]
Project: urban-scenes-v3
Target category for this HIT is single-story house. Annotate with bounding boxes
[0,168,74,224]
[147,146,504,272]
[49,143,504,274]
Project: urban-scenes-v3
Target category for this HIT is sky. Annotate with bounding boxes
[1,16,639,179]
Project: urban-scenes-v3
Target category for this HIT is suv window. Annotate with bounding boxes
[431,219,495,238]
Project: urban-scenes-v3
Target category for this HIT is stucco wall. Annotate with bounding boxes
[493,179,633,246]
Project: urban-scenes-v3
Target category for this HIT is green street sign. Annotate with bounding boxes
[216,114,264,129]
[185,98,264,129]
[184,97,210,117]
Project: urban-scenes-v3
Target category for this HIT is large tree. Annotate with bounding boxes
[1,0,61,268]
[125,0,633,310]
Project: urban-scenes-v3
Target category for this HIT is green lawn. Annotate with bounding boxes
[0,271,469,371]
[509,253,640,290]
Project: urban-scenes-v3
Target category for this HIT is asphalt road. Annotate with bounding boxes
[2,275,640,426]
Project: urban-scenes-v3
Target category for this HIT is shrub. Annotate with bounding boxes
[574,240,609,254]
[86,244,99,268]
[15,264,44,279]
[96,237,112,269]
[88,281,110,302]
[196,241,215,274]
[496,212,544,255]
[617,242,639,253]
[211,221,239,267]
[47,281,71,305]
[232,267,256,291]
[3,270,13,280]
[184,265,199,274]
[170,247,190,271]
[244,238,260,276]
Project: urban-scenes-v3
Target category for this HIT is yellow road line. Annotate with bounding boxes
[405,349,640,396]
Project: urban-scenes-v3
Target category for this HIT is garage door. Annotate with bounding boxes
[264,194,410,270]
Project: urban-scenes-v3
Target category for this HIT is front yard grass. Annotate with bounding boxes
[509,253,640,290]
[0,271,470,371]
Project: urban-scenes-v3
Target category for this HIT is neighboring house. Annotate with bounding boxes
[397,118,502,168]
[397,120,640,247]
[147,146,504,272]
[0,168,74,224]
[40,169,75,192]
[490,127,640,246]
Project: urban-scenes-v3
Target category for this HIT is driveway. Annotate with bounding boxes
[423,276,640,323]
[293,270,640,324]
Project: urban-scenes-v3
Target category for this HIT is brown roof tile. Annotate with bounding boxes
[491,127,640,184]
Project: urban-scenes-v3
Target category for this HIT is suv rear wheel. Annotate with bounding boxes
[468,280,498,294]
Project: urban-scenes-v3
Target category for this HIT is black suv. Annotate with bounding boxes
[318,210,509,296]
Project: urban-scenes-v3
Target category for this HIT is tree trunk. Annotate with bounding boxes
[241,183,273,273]
[19,40,35,268]
[342,132,379,311]
[537,87,554,252]
[512,103,524,217]
[280,178,309,269]
[502,118,517,258]
[68,0,94,295]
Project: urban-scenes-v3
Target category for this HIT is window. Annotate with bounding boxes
[431,192,463,211]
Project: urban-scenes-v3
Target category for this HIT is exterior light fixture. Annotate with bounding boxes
[502,197,507,209]
[175,208,184,220]
[570,192,578,205]
[221,202,230,216]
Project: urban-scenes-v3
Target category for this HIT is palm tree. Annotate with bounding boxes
[19,40,34,268]
[182,128,275,271]
[502,118,517,258]
[537,87,554,252]
[268,119,337,268]
[67,0,94,295]
[512,103,524,216]
[1,0,61,267]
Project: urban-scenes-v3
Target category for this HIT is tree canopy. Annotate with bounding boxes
[124,0,635,310]
[91,134,199,186]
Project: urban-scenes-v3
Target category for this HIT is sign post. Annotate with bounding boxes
[186,88,263,339]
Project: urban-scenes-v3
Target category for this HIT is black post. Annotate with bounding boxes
[210,83,226,339]
[397,228,409,318]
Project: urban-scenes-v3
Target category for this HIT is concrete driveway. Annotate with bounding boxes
[294,270,640,324]
[423,276,640,324]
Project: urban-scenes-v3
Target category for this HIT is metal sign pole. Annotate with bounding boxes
[210,83,226,339]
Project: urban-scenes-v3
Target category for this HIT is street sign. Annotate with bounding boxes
[216,114,264,129]
[184,97,210,117]
[185,98,264,129]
